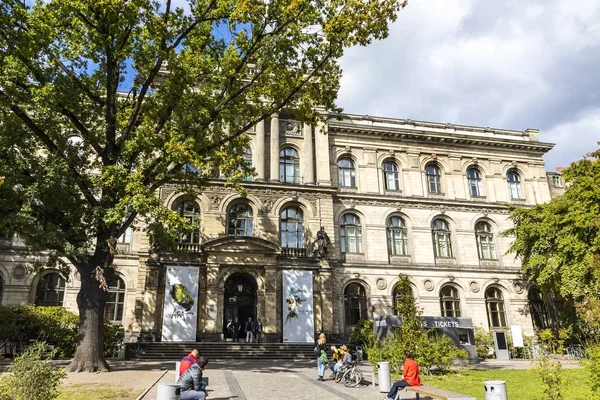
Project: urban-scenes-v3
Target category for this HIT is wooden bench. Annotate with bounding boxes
[401,385,476,400]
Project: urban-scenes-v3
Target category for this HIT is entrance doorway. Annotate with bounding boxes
[223,273,257,339]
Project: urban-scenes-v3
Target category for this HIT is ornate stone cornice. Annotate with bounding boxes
[328,122,554,154]
[335,193,513,214]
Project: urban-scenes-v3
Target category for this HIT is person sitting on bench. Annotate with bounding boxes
[384,351,422,400]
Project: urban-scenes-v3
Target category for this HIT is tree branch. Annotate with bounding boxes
[0,89,101,208]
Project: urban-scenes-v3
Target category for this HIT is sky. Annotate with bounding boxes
[336,0,600,171]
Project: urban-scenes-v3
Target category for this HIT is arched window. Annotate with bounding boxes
[340,214,362,253]
[228,203,254,236]
[104,276,126,323]
[344,283,368,326]
[467,167,483,197]
[280,207,304,248]
[387,216,408,256]
[432,219,453,258]
[383,160,400,190]
[440,285,461,317]
[528,288,550,330]
[35,273,66,306]
[338,158,356,187]
[507,170,523,199]
[279,147,300,184]
[175,200,200,243]
[486,287,507,328]
[426,163,442,194]
[476,221,495,259]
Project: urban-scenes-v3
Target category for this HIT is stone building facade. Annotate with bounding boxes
[0,112,557,343]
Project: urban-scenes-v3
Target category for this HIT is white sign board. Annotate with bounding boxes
[511,324,524,348]
[161,266,199,341]
[282,270,314,343]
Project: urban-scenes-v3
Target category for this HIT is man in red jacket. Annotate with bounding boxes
[179,349,200,376]
[384,351,422,400]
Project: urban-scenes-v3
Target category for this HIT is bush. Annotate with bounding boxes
[474,326,495,359]
[536,353,568,400]
[0,341,66,400]
[584,343,600,400]
[349,319,374,347]
[417,331,469,373]
[0,305,124,358]
[538,328,570,355]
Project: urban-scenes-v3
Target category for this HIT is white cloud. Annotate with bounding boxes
[337,0,600,169]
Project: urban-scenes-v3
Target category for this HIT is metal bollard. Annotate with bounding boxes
[483,380,508,400]
[377,361,391,393]
[157,382,181,400]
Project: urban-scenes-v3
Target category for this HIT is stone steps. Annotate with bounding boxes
[126,342,317,361]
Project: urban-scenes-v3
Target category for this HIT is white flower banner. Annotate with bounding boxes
[161,266,199,342]
[282,270,314,343]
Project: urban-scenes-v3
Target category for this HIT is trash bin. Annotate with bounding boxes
[483,380,508,400]
[377,361,391,393]
[157,382,181,400]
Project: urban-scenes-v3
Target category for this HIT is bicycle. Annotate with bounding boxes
[341,361,363,388]
[566,345,584,360]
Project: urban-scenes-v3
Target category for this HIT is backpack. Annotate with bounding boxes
[314,345,320,355]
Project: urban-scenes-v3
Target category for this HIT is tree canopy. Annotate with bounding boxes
[0,0,407,371]
[506,148,600,333]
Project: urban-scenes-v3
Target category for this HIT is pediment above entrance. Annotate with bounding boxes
[201,236,281,255]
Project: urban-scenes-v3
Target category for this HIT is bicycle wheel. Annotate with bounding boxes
[343,368,363,388]
[334,368,344,383]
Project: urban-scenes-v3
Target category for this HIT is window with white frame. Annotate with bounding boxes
[340,213,362,253]
[228,203,253,236]
[467,167,484,197]
[35,273,66,306]
[387,216,408,256]
[507,169,524,199]
[279,147,300,183]
[426,163,442,194]
[440,285,461,317]
[175,200,201,244]
[118,227,133,244]
[486,287,507,328]
[280,206,304,248]
[241,148,252,181]
[104,275,126,323]
[338,158,356,187]
[475,221,495,259]
[383,160,400,190]
[431,218,453,258]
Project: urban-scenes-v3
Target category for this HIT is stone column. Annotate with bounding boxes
[202,262,221,341]
[254,120,265,181]
[319,268,334,334]
[263,265,278,342]
[315,120,331,185]
[269,114,280,182]
[304,123,315,184]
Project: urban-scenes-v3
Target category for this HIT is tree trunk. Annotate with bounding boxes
[67,263,111,372]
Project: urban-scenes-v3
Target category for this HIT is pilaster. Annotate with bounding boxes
[304,123,315,184]
[269,114,280,182]
[315,120,331,185]
[254,120,265,181]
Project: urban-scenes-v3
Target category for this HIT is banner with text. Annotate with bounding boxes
[282,270,314,343]
[161,266,199,342]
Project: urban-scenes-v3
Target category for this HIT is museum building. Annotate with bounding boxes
[0,112,565,343]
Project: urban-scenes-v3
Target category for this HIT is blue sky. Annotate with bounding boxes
[337,0,600,170]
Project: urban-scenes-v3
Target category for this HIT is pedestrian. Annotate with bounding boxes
[255,319,263,343]
[245,317,254,343]
[384,351,422,400]
[178,356,209,400]
[314,333,328,381]
[179,349,200,376]
[232,317,241,342]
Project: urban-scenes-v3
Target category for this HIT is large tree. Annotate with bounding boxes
[0,0,407,371]
[506,148,600,334]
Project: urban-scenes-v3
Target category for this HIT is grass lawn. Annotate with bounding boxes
[421,369,591,400]
[57,383,142,400]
